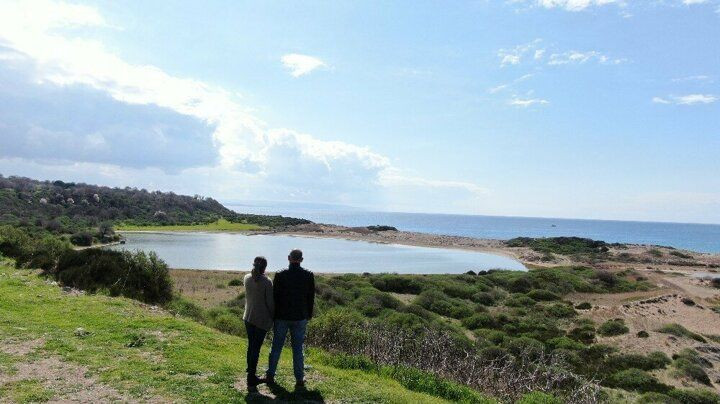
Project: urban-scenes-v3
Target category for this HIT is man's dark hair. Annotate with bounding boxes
[289,249,303,261]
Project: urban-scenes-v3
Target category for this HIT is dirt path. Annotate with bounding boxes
[0,338,167,403]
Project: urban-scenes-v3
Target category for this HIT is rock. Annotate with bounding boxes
[74,327,90,337]
[681,297,696,306]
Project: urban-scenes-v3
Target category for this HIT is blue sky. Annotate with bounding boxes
[0,0,718,223]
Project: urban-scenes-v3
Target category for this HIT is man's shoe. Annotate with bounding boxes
[295,380,306,390]
[264,375,276,385]
[247,385,258,393]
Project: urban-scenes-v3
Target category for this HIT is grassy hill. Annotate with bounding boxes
[0,261,482,403]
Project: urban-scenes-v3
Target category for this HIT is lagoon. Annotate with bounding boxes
[111,232,526,274]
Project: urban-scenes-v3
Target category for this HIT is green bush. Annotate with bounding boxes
[415,290,473,319]
[527,289,561,301]
[544,303,576,318]
[461,313,496,330]
[228,278,243,287]
[370,275,424,294]
[603,352,670,372]
[474,329,507,345]
[598,319,629,336]
[656,324,706,342]
[505,293,536,307]
[605,368,670,393]
[568,324,596,344]
[206,308,245,336]
[575,302,592,310]
[667,388,720,404]
[167,297,206,322]
[673,359,711,385]
[637,392,681,404]
[672,349,712,385]
[55,249,173,304]
[70,231,93,246]
[472,291,497,305]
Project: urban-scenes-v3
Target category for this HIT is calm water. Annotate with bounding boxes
[111,232,526,273]
[228,203,720,253]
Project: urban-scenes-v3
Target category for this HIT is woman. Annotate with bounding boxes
[242,256,274,392]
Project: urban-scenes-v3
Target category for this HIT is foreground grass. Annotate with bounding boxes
[117,218,265,232]
[0,262,465,403]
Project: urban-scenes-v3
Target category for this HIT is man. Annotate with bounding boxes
[266,249,315,389]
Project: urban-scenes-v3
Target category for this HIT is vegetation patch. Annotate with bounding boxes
[597,319,629,337]
[656,324,706,343]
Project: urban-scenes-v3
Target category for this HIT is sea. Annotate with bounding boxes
[227,202,720,254]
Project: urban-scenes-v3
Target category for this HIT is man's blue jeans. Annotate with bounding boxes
[266,319,308,382]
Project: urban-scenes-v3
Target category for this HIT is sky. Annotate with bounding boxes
[0,0,718,224]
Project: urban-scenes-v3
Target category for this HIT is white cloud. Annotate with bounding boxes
[683,0,707,4]
[280,53,326,77]
[531,0,620,11]
[509,98,549,107]
[0,0,486,207]
[547,51,625,65]
[672,75,713,82]
[497,39,543,67]
[652,96,671,104]
[487,74,534,94]
[675,94,717,104]
[653,94,718,105]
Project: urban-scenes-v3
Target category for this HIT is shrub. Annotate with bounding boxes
[527,289,561,301]
[352,289,402,317]
[503,336,544,359]
[637,392,681,404]
[207,311,244,336]
[55,249,173,304]
[648,248,663,257]
[472,291,497,305]
[461,313,496,330]
[669,250,692,259]
[167,297,205,322]
[575,302,592,310]
[505,293,536,307]
[547,336,584,351]
[672,349,712,385]
[673,359,711,385]
[568,324,596,344]
[597,319,629,336]
[474,329,507,345]
[668,388,720,404]
[544,303,576,318]
[637,330,650,338]
[70,231,93,246]
[516,392,563,404]
[656,324,706,342]
[228,278,243,287]
[593,270,618,288]
[370,275,423,294]
[415,290,473,319]
[605,368,670,393]
[603,352,671,372]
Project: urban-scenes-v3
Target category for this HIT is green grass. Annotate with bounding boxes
[117,218,265,232]
[0,262,462,403]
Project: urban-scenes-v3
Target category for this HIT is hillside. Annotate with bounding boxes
[0,175,310,241]
[0,262,481,403]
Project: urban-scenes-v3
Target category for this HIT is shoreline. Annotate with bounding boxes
[118,224,720,271]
